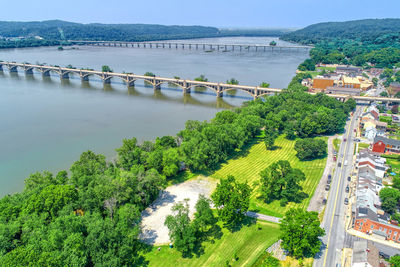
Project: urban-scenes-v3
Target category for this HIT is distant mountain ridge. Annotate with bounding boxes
[0,20,290,42]
[281,18,400,44]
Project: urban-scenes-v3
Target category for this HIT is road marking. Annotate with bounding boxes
[322,110,356,267]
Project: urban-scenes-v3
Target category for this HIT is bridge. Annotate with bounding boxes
[1,61,399,103]
[70,40,312,52]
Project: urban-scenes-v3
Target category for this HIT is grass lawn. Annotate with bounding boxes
[357,142,370,152]
[210,135,327,218]
[387,158,400,173]
[333,138,340,152]
[143,220,280,267]
[379,116,392,123]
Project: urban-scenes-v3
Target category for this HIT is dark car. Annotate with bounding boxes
[328,174,332,180]
[347,176,351,181]
[322,199,327,205]
[344,198,349,205]
[338,162,342,167]
[344,138,347,142]
[346,185,349,193]
[379,251,390,259]
[327,179,331,185]
[325,185,330,191]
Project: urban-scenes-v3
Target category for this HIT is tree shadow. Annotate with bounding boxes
[226,215,257,233]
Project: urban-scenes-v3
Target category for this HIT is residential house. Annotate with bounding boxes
[364,126,377,140]
[352,240,379,267]
[372,136,400,154]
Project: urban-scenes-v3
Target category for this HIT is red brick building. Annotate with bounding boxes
[372,136,400,154]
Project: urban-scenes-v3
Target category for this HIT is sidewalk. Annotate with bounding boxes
[246,211,281,223]
[346,228,400,250]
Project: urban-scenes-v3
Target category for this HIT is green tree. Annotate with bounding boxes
[116,137,144,171]
[211,175,251,229]
[264,135,276,150]
[164,200,197,256]
[280,208,325,259]
[226,78,239,85]
[101,65,113,72]
[389,254,400,266]
[144,71,155,77]
[162,148,180,177]
[294,138,327,160]
[381,91,389,97]
[193,195,217,233]
[194,75,208,82]
[259,82,271,88]
[379,187,400,214]
[259,160,306,205]
[70,151,107,189]
[372,77,379,86]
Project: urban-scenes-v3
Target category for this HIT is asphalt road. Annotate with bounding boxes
[314,107,362,267]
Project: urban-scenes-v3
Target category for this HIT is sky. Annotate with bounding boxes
[1,0,399,28]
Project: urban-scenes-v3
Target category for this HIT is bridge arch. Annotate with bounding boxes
[220,87,255,98]
[187,84,218,93]
[156,80,186,90]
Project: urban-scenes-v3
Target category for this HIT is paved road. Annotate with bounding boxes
[314,107,362,267]
[246,211,281,223]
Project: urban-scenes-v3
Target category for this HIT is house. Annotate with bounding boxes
[312,78,335,90]
[325,86,361,96]
[352,240,379,267]
[362,111,379,121]
[372,136,400,154]
[364,126,377,140]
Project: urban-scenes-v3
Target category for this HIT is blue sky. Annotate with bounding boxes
[1,0,399,28]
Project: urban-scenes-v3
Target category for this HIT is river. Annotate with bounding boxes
[0,37,309,196]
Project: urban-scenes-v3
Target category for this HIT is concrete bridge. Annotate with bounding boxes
[0,61,282,99]
[70,40,312,52]
[1,61,400,103]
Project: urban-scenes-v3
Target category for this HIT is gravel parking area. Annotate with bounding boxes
[139,176,217,245]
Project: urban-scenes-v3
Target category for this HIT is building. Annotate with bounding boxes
[352,240,379,267]
[312,78,335,90]
[337,66,362,75]
[325,86,361,96]
[342,76,361,89]
[389,82,400,95]
[372,136,400,154]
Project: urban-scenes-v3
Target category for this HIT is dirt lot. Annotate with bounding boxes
[139,176,217,245]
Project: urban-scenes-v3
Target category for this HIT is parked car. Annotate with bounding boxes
[322,199,327,205]
[346,185,349,193]
[338,162,342,167]
[327,179,331,185]
[379,251,390,259]
[344,138,347,142]
[347,176,351,181]
[328,174,332,179]
[344,198,349,205]
[325,185,330,191]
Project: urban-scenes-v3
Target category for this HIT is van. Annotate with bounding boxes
[344,160,348,166]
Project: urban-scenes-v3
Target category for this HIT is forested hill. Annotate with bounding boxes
[0,20,220,41]
[281,19,400,45]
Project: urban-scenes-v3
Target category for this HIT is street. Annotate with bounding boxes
[314,107,361,267]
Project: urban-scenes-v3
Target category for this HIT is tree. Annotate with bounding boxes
[70,151,107,189]
[259,82,270,88]
[389,254,400,266]
[372,77,379,87]
[226,78,239,85]
[194,75,208,82]
[280,208,325,259]
[294,138,327,160]
[381,91,389,97]
[116,137,144,171]
[379,187,400,214]
[162,148,180,177]
[211,175,251,229]
[164,200,197,256]
[144,71,155,77]
[101,65,113,72]
[298,59,316,71]
[259,160,306,205]
[264,135,275,150]
[269,41,277,46]
[193,195,217,233]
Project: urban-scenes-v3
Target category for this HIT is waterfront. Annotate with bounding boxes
[0,37,308,196]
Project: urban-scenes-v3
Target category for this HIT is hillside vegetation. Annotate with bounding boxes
[282,19,400,68]
[281,18,400,45]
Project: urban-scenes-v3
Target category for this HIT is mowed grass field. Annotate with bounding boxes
[144,220,280,267]
[210,135,327,217]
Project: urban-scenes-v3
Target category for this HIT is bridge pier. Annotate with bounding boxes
[60,72,69,80]
[0,64,3,71]
[24,68,34,75]
[183,87,191,94]
[153,84,161,90]
[9,66,18,73]
[42,70,51,77]
[81,75,89,82]
[216,91,223,98]
[126,78,135,87]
